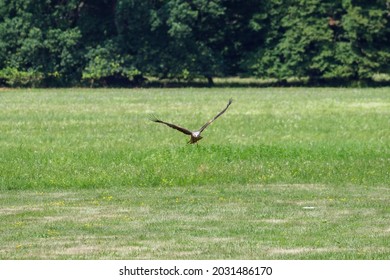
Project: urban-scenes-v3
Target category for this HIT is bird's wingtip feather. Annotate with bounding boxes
[149,114,160,122]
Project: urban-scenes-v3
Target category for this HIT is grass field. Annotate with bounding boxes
[0,87,389,259]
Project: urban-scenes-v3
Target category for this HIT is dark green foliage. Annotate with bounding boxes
[0,0,83,86]
[0,0,389,86]
[0,67,43,87]
[247,0,390,83]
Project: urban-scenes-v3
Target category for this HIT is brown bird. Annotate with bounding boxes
[151,98,233,144]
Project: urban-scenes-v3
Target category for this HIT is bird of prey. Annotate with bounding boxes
[151,98,233,144]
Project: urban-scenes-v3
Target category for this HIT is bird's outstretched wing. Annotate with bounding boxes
[150,115,192,135]
[198,98,233,133]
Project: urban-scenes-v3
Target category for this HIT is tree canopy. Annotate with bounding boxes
[0,0,389,87]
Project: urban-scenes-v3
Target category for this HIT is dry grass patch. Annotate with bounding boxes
[1,184,389,259]
[269,247,343,256]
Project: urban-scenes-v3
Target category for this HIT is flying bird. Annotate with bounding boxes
[151,98,233,144]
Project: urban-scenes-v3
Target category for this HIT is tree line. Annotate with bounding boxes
[0,0,389,87]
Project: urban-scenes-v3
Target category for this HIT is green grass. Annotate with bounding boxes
[0,87,389,259]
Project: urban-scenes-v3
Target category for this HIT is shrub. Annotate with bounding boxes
[0,67,44,87]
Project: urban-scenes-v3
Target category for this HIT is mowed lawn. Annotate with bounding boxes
[0,87,389,259]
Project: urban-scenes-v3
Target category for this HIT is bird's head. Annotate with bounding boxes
[192,131,201,138]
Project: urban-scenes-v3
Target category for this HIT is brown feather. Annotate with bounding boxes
[198,98,233,133]
[150,117,192,135]
[150,98,233,144]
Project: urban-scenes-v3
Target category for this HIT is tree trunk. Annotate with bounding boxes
[206,76,214,87]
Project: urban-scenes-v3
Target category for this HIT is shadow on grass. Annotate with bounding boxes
[86,76,390,88]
